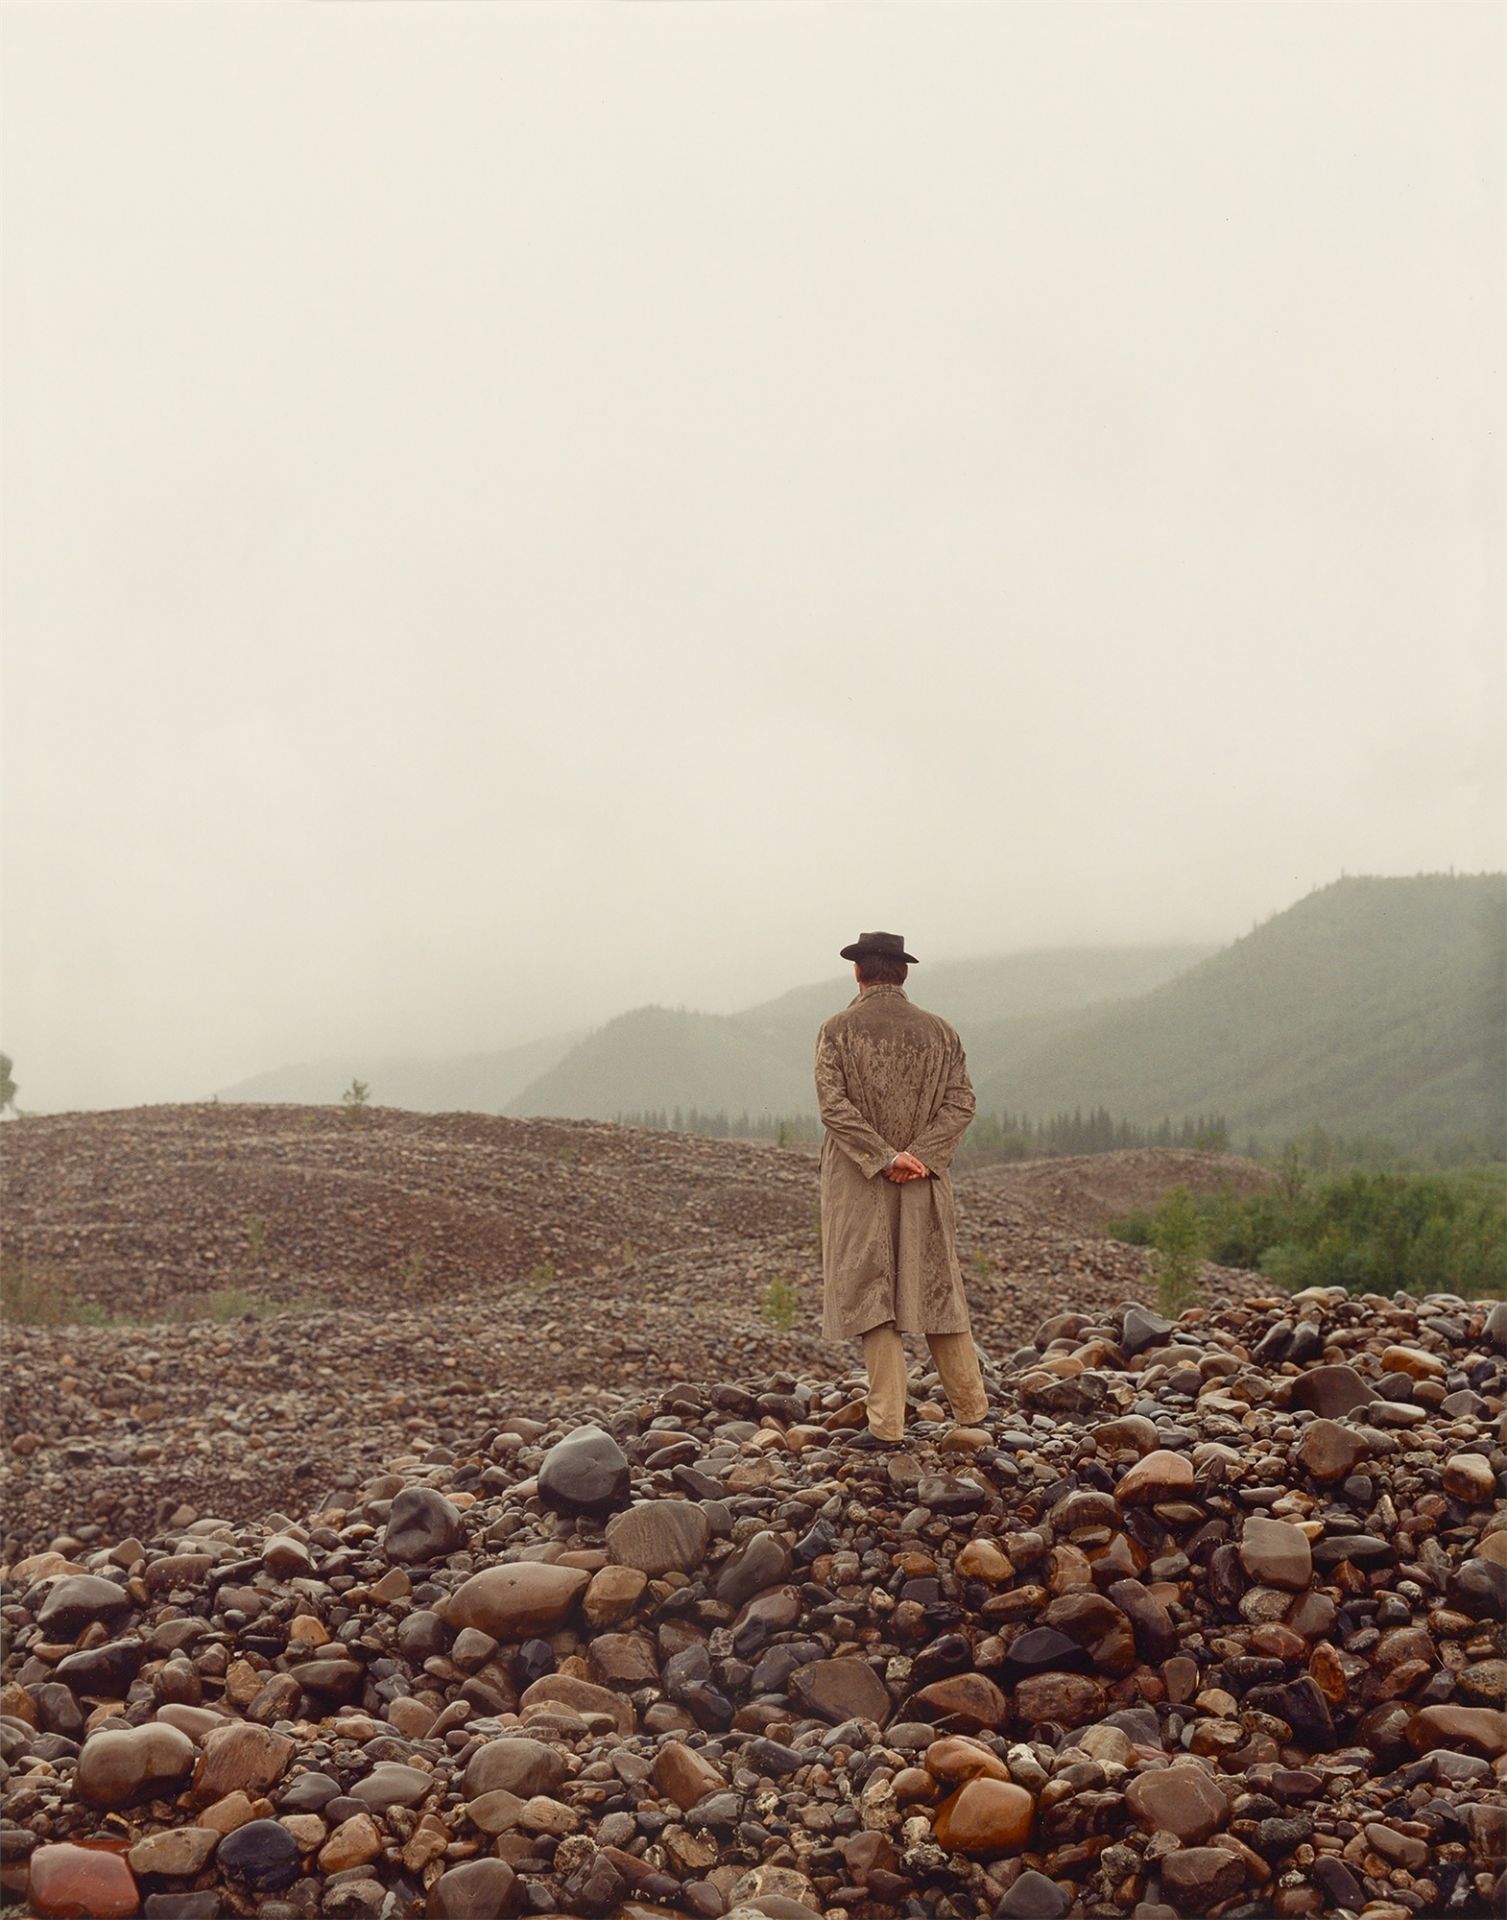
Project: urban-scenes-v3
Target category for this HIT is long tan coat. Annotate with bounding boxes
[815,984,977,1341]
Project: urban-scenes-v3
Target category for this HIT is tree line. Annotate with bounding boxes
[612,1103,1230,1161]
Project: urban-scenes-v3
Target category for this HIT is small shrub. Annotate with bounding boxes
[971,1249,993,1281]
[758,1275,801,1331]
[341,1079,371,1123]
[1106,1207,1156,1247]
[526,1258,556,1293]
[399,1251,427,1289]
[1148,1185,1206,1318]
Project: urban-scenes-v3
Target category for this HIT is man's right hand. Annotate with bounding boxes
[884,1151,929,1182]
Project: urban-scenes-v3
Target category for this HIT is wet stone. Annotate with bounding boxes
[77,1724,195,1808]
[1289,1364,1374,1417]
[606,1500,713,1575]
[216,1817,300,1890]
[36,1575,135,1637]
[1237,1516,1312,1590]
[381,1486,466,1562]
[27,1844,140,1919]
[788,1656,890,1725]
[538,1424,631,1514]
[448,1561,588,1636]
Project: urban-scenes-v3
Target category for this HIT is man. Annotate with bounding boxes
[815,930,990,1449]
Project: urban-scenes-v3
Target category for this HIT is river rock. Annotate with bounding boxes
[606,1501,712,1575]
[932,1776,1035,1853]
[382,1486,466,1562]
[789,1657,890,1725]
[538,1424,631,1513]
[26,1843,139,1919]
[191,1723,294,1802]
[1295,1418,1367,1482]
[1237,1515,1312,1590]
[1125,1763,1228,1842]
[464,1736,567,1800]
[215,1817,300,1889]
[1115,1449,1194,1502]
[35,1575,134,1637]
[1289,1363,1374,1416]
[76,1723,195,1807]
[448,1562,588,1636]
[429,1857,519,1918]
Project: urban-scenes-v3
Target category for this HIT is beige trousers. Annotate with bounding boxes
[861,1322,989,1440]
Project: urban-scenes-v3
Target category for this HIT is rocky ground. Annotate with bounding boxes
[0,1285,1503,1920]
[4,1110,1502,1919]
[1,1110,1266,1557]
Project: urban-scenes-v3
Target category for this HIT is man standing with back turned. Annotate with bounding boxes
[816,931,991,1449]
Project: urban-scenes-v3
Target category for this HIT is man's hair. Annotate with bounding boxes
[856,953,908,986]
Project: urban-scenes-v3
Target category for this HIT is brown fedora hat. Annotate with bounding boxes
[839,930,919,965]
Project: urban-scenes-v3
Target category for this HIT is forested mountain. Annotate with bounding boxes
[972,873,1505,1155]
[508,947,1210,1123]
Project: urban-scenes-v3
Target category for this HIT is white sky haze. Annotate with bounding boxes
[2,3,1503,1111]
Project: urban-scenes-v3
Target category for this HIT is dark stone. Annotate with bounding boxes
[515,1639,555,1687]
[1105,1578,1178,1663]
[217,1818,300,1890]
[1286,1324,1322,1364]
[1309,1855,1364,1908]
[278,1771,342,1812]
[996,1869,1073,1919]
[52,1639,145,1696]
[1252,1321,1293,1365]
[35,1575,134,1636]
[382,1487,466,1564]
[1289,1365,1374,1417]
[1245,1677,1336,1751]
[716,1531,793,1608]
[143,1896,224,1920]
[428,1858,519,1918]
[537,1425,631,1514]
[1002,1628,1091,1678]
[744,1738,808,1776]
[395,1610,449,1660]
[916,1474,987,1515]
[1122,1306,1175,1357]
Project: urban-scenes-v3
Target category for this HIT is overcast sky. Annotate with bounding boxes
[2,3,1502,1113]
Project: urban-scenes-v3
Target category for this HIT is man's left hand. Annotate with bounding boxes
[884,1151,929,1182]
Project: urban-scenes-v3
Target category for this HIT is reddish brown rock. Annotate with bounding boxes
[1115,1449,1195,1503]
[1013,1671,1106,1726]
[652,1740,725,1811]
[932,1777,1035,1854]
[448,1563,588,1638]
[1126,1764,1229,1843]
[912,1673,1009,1731]
[27,1843,139,1919]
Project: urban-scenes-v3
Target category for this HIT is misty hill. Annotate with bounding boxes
[507,946,1210,1123]
[974,873,1506,1154]
[217,1031,581,1113]
[734,945,1213,1057]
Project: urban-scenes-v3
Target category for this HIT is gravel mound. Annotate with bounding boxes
[3,1110,1268,1556]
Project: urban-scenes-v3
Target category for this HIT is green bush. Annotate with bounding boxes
[1109,1166,1505,1300]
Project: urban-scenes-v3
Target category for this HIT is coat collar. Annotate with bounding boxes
[850,985,909,1005]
